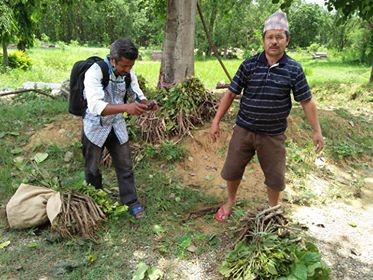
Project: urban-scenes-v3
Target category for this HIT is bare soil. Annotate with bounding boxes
[23,113,373,279]
[24,115,82,151]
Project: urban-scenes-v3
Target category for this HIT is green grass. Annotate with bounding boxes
[1,47,371,90]
[0,93,68,197]
[286,51,371,86]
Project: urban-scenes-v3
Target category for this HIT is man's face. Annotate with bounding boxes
[263,30,289,59]
[111,57,135,76]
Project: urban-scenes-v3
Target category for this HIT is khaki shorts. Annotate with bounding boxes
[221,125,286,191]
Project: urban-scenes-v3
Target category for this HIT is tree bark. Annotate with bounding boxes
[158,0,197,88]
[206,0,218,56]
[2,40,9,67]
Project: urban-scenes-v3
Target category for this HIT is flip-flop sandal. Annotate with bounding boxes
[129,202,145,219]
[215,206,231,222]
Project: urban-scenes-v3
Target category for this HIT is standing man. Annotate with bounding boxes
[210,11,324,221]
[82,38,156,219]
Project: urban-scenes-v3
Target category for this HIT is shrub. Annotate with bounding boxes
[69,40,79,47]
[40,33,50,43]
[8,50,32,70]
[307,43,321,53]
[56,41,67,50]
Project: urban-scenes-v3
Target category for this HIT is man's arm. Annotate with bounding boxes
[301,98,324,153]
[210,90,236,141]
[84,65,149,116]
[101,102,147,116]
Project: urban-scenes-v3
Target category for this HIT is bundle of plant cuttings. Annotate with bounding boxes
[136,77,217,143]
[101,143,142,168]
[52,190,107,240]
[219,205,330,280]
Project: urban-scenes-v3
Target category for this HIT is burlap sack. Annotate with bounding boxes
[46,192,62,226]
[6,183,61,229]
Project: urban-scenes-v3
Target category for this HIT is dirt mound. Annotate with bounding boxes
[177,122,267,204]
[25,114,82,150]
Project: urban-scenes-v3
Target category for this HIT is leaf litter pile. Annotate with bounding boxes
[219,205,330,280]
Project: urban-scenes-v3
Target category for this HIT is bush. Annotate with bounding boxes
[8,50,32,70]
[56,41,67,50]
[69,40,79,47]
[307,43,321,53]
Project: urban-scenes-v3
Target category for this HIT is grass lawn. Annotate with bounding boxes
[1,46,371,90]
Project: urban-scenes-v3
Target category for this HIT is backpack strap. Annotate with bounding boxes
[95,59,130,104]
[96,60,110,88]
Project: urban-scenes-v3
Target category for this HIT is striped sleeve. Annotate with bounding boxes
[292,64,312,102]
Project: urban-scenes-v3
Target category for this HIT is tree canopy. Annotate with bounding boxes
[0,0,372,71]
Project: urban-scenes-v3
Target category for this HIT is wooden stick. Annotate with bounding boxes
[0,88,56,99]
[256,204,281,217]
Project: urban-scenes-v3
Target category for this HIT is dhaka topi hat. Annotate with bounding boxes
[263,10,289,33]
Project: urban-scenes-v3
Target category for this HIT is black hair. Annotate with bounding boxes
[110,38,138,61]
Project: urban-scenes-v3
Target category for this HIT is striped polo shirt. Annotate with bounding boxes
[229,52,312,135]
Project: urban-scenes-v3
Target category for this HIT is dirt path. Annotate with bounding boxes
[291,196,373,279]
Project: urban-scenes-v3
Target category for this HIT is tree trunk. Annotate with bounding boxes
[2,40,9,67]
[206,0,218,56]
[158,0,197,88]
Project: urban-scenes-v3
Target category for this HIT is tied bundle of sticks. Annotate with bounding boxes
[101,143,142,168]
[136,111,167,144]
[53,190,106,240]
[234,205,300,246]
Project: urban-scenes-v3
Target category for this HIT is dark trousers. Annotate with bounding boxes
[81,130,137,205]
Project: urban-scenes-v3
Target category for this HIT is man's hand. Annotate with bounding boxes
[141,99,159,111]
[313,131,324,153]
[209,90,235,142]
[210,122,220,142]
[300,98,324,154]
[126,102,148,115]
[146,100,158,111]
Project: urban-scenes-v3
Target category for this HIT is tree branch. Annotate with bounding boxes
[0,88,56,99]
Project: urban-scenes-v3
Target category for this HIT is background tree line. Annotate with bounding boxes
[1,0,372,65]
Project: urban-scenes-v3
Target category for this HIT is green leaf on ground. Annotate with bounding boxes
[148,266,163,280]
[0,241,11,249]
[11,147,23,154]
[348,221,357,227]
[33,152,49,163]
[132,262,149,280]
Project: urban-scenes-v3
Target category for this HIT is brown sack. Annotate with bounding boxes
[46,192,62,226]
[6,183,58,229]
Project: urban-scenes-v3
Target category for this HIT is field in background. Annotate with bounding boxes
[0,46,371,90]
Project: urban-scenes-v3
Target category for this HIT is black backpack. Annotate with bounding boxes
[68,56,109,116]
